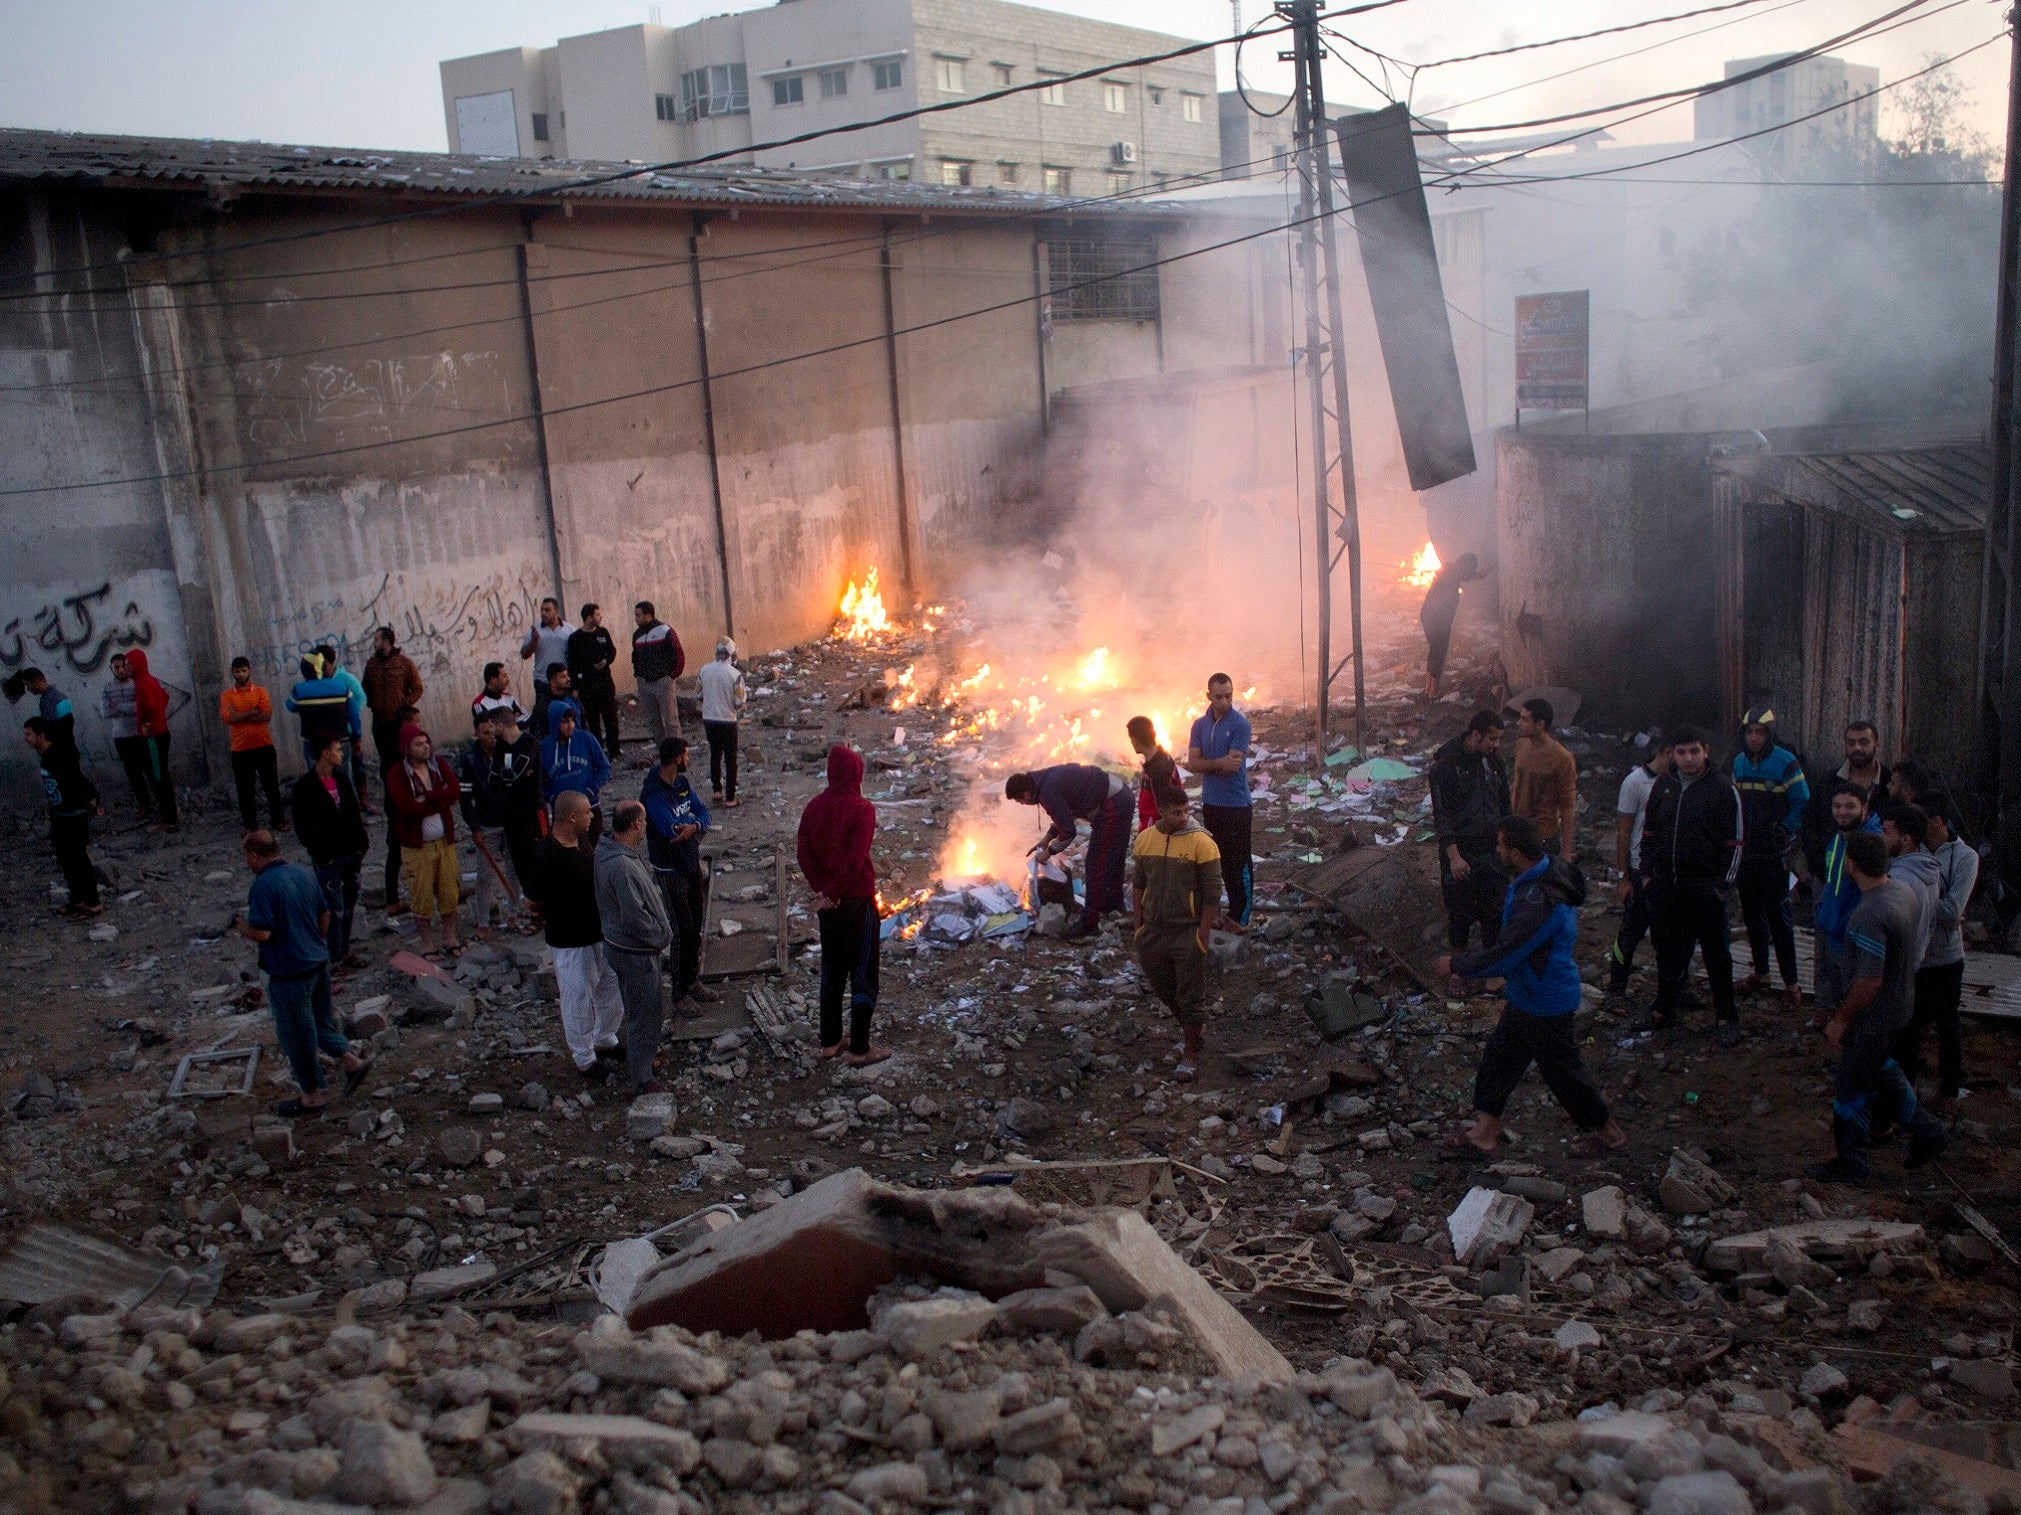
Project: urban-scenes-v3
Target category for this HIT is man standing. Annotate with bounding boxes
[540,706,612,833]
[8,668,77,752]
[362,627,423,781]
[1430,710,1512,981]
[1437,815,1628,1159]
[642,737,720,1010]
[520,597,576,738]
[460,714,520,934]
[630,601,685,752]
[471,662,527,728]
[595,799,673,1096]
[1608,733,1672,998]
[125,649,178,830]
[543,663,585,728]
[105,652,153,823]
[1838,721,1892,810]
[1897,792,1978,1109]
[1731,705,1809,1007]
[314,644,371,799]
[1808,831,1949,1185]
[287,652,360,772]
[524,790,624,1082]
[220,657,287,834]
[567,603,622,757]
[797,744,888,1066]
[1128,716,1181,833]
[290,730,369,967]
[1638,726,1744,1045]
[25,715,100,918]
[386,724,463,958]
[235,829,367,1120]
[1132,783,1221,1081]
[1187,674,1253,929]
[1509,697,1576,858]
[1419,551,1484,700]
[1005,763,1135,940]
[1880,804,1939,969]
[1814,784,1883,1024]
[491,708,546,897]
[698,638,747,807]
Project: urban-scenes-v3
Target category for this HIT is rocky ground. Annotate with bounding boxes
[0,604,2017,1515]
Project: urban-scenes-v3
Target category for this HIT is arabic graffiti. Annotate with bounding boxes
[239,566,546,679]
[0,583,155,675]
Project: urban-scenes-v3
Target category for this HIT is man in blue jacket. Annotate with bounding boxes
[1731,705,1810,1009]
[641,736,720,1010]
[539,705,612,837]
[1814,782,1883,1022]
[1436,815,1628,1160]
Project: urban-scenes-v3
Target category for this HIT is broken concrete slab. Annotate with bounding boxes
[1031,1208,1295,1384]
[871,1290,999,1358]
[511,1412,701,1468]
[1832,1422,2021,1504]
[1447,1186,1533,1268]
[1658,1149,1736,1217]
[625,1169,1046,1337]
[1581,1186,1627,1240]
[625,1092,676,1142]
[995,1284,1106,1335]
[1704,1220,1925,1274]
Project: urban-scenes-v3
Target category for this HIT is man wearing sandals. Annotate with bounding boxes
[1435,815,1627,1160]
[797,744,890,1067]
[235,829,367,1119]
[25,715,101,918]
[1131,783,1221,1081]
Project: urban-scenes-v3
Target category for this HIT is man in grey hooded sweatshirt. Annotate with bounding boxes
[595,799,673,1095]
[1880,805,1940,969]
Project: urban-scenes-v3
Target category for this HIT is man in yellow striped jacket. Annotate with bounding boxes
[1133,784,1222,1082]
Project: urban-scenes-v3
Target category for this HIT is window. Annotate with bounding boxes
[940,160,973,186]
[1103,81,1128,113]
[679,63,748,120]
[1046,230,1159,321]
[1181,92,1203,123]
[530,113,550,142]
[1042,164,1071,195]
[819,66,848,98]
[992,63,1013,88]
[873,58,903,91]
[1038,73,1066,106]
[772,74,804,106]
[935,56,965,93]
[998,160,1020,184]
[872,158,912,181]
[655,94,678,121]
[1148,86,1165,106]
[1107,171,1131,196]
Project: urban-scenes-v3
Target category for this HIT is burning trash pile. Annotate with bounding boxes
[879,877,1033,947]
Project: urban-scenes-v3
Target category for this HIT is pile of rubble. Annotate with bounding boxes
[0,1169,1937,1515]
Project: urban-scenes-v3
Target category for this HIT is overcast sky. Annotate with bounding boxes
[0,0,2006,155]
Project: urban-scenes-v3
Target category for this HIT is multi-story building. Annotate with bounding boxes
[441,0,1221,195]
[1693,52,1879,163]
[1217,88,1362,180]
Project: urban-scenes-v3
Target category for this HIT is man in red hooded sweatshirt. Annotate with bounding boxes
[126,650,179,829]
[796,744,889,1066]
[386,723,463,958]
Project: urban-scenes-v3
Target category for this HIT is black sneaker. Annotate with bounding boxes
[576,1060,612,1084]
[594,1043,625,1062]
[1714,1022,1742,1050]
[1804,1157,1868,1187]
[1905,1124,1950,1169]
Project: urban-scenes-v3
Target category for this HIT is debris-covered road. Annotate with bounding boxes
[1,606,2018,1513]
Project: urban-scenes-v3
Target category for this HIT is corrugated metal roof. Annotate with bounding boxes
[1719,444,1989,538]
[0,127,1172,219]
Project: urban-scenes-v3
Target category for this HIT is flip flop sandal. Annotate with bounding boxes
[1439,1128,1500,1162]
[820,1043,845,1060]
[844,1045,893,1067]
[1569,1133,1626,1160]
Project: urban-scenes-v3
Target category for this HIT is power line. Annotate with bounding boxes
[1390,0,1781,71]
[0,20,1947,501]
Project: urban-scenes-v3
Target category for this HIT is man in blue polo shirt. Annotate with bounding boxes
[236,828,367,1120]
[1187,672,1253,928]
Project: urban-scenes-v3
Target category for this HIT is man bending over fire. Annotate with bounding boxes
[1006,762,1134,940]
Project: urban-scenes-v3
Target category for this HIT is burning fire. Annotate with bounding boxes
[837,569,891,639]
[1400,542,1441,590]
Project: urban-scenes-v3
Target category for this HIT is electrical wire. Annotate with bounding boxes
[1378,0,1781,72]
[0,22,1951,501]
[1235,14,1296,119]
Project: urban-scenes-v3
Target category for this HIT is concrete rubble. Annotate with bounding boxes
[0,611,2018,1512]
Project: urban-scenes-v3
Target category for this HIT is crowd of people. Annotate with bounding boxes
[1430,701,1975,1186]
[9,618,1987,1189]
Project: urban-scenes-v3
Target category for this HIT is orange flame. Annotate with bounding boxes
[1401,542,1441,590]
[837,568,891,639]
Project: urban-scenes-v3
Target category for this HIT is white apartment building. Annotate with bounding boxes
[441,0,1221,195]
[1693,52,1880,164]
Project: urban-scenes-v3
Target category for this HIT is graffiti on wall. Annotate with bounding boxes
[238,351,508,452]
[0,583,156,676]
[240,565,548,684]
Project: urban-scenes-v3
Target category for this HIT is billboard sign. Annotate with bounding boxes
[1514,291,1589,412]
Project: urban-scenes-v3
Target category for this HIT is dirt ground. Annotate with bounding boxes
[1,603,2017,1442]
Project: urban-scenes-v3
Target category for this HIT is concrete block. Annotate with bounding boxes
[511,1412,701,1471]
[1447,1186,1533,1268]
[995,1283,1106,1335]
[625,1092,676,1142]
[467,1092,504,1116]
[1703,1219,1924,1273]
[871,1290,999,1358]
[248,1125,296,1167]
[1581,1185,1627,1240]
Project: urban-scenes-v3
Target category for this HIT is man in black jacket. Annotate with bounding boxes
[459,714,520,933]
[1430,711,1512,976]
[290,729,370,968]
[1638,726,1744,1044]
[631,600,685,751]
[566,603,622,758]
[490,709,545,901]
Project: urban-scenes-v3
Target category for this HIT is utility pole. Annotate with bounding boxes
[1988,7,2021,886]
[1279,0,1367,760]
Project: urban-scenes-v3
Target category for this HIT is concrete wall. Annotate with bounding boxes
[0,181,1214,794]
[441,48,554,158]
[743,0,922,173]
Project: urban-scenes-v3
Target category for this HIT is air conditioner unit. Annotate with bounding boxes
[1111,141,1137,164]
